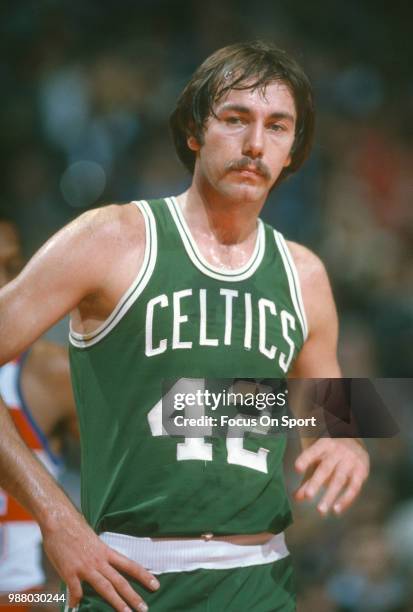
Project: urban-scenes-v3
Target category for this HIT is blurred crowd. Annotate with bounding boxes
[1,1,412,610]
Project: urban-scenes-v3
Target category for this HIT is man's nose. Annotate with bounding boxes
[242,123,264,159]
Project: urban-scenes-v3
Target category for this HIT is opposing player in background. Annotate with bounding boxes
[0,42,369,611]
[0,219,76,610]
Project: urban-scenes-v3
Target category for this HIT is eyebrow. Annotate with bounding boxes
[218,103,295,123]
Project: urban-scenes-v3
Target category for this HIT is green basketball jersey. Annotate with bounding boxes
[69,196,308,537]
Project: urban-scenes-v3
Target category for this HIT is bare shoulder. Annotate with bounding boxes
[69,203,147,329]
[0,204,146,364]
[21,202,145,283]
[62,202,146,295]
[78,201,147,275]
[286,241,329,291]
[70,202,145,251]
[286,240,337,332]
[285,243,340,376]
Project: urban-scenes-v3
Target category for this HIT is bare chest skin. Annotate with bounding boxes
[176,192,259,270]
[187,224,258,270]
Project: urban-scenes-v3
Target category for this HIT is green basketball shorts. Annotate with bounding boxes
[76,556,295,611]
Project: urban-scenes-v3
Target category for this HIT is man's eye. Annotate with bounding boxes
[269,124,285,132]
[226,116,242,124]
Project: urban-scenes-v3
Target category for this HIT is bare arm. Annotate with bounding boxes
[287,242,369,515]
[0,204,144,364]
[0,395,157,610]
[288,243,340,379]
[0,205,158,609]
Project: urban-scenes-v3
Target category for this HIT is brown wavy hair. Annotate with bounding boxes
[170,41,315,184]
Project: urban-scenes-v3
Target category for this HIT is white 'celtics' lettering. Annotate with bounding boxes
[258,298,277,360]
[145,289,297,366]
[145,294,168,357]
[200,289,218,346]
[172,289,193,350]
[279,310,296,373]
[220,288,238,346]
[244,292,252,349]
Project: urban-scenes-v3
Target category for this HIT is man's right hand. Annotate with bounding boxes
[42,510,159,611]
[0,400,159,612]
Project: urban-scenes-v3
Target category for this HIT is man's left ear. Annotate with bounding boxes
[187,135,201,152]
[283,153,292,168]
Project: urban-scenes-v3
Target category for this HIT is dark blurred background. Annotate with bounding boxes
[1,1,413,610]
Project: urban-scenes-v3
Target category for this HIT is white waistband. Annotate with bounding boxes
[100,531,289,574]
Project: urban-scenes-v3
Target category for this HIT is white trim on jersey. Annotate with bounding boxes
[69,200,157,349]
[166,196,266,282]
[273,231,309,341]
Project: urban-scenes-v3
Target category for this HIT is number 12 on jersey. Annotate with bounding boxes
[147,378,270,473]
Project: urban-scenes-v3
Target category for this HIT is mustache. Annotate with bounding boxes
[226,157,271,180]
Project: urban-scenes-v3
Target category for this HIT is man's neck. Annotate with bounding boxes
[176,185,264,247]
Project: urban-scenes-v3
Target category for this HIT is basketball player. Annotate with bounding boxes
[0,219,76,610]
[0,42,369,611]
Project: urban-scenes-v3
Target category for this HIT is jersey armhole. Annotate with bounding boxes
[273,231,309,342]
[69,200,157,349]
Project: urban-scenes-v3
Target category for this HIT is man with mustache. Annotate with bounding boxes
[0,42,369,611]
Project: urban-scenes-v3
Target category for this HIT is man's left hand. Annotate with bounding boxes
[294,438,369,515]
